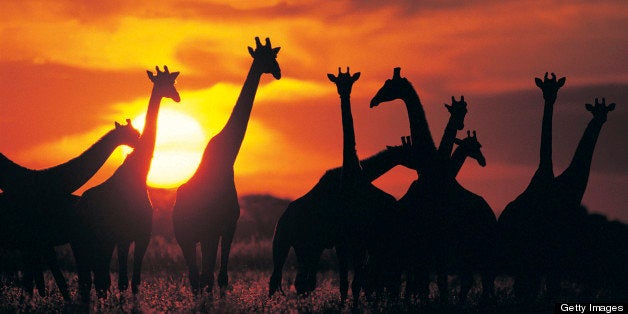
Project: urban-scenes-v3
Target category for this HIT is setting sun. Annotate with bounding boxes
[125,108,207,188]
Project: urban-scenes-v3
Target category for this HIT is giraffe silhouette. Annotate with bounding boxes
[172,37,280,295]
[0,120,139,195]
[0,120,140,301]
[499,72,616,300]
[370,67,437,299]
[445,131,497,303]
[327,67,400,303]
[370,68,496,303]
[268,136,416,299]
[71,66,180,302]
[498,72,566,300]
[269,68,415,302]
[540,97,616,300]
[429,97,496,303]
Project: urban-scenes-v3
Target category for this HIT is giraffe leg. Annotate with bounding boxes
[306,247,323,294]
[94,243,114,299]
[200,235,219,295]
[459,271,473,304]
[178,241,199,294]
[480,270,495,304]
[336,243,349,303]
[218,225,236,290]
[117,241,130,292]
[21,250,37,298]
[293,246,310,296]
[33,263,47,298]
[42,247,70,302]
[437,271,448,303]
[131,236,150,295]
[72,241,93,303]
[350,246,367,305]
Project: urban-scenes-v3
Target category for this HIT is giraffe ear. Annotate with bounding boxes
[327,73,336,82]
[115,121,122,129]
[454,138,463,145]
[557,77,566,87]
[352,72,361,81]
[272,47,281,54]
[172,72,180,79]
[147,70,155,80]
[445,104,452,112]
[607,102,616,111]
[248,46,255,57]
[585,103,594,112]
[535,77,543,88]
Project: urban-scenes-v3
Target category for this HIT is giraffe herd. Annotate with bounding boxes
[0,38,623,305]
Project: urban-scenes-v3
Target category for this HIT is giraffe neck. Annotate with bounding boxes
[197,65,262,174]
[402,89,436,175]
[38,128,130,193]
[340,95,361,182]
[359,148,400,183]
[538,98,555,177]
[449,147,468,178]
[0,129,125,195]
[120,87,163,179]
[438,117,461,158]
[557,118,605,204]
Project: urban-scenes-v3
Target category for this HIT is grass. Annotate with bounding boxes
[0,235,604,313]
[0,269,534,313]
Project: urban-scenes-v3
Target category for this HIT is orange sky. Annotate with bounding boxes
[1,1,626,221]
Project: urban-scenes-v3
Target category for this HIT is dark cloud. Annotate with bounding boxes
[471,83,627,175]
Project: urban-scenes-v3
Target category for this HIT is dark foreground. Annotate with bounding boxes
[2,269,619,313]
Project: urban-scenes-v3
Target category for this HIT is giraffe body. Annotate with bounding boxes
[0,121,139,301]
[371,69,496,302]
[173,38,280,295]
[72,66,179,302]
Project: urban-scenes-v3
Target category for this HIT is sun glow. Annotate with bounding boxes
[125,109,207,188]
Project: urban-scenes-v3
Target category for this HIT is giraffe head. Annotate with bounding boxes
[585,98,615,123]
[535,72,566,104]
[147,65,180,102]
[248,37,281,79]
[386,135,419,170]
[327,67,360,97]
[370,67,415,108]
[113,118,141,147]
[444,95,468,130]
[454,130,486,167]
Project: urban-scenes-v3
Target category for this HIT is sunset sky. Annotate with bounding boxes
[1,1,626,221]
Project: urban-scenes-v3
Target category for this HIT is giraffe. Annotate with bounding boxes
[0,120,139,301]
[72,66,180,302]
[268,136,416,299]
[369,67,438,299]
[0,193,79,301]
[445,131,497,303]
[543,97,616,300]
[552,98,615,208]
[497,72,567,300]
[370,68,496,303]
[0,120,140,195]
[328,67,401,303]
[172,37,280,295]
